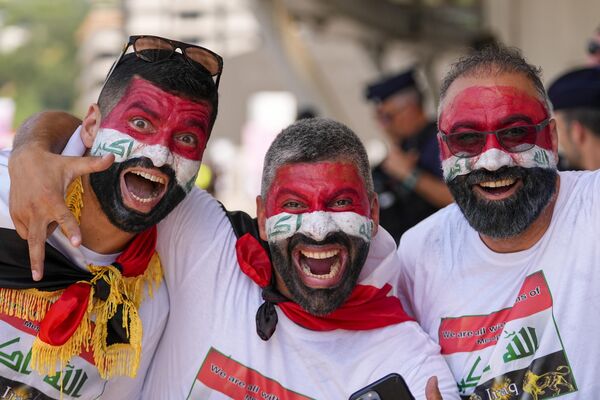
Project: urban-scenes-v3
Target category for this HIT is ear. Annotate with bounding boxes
[80,104,102,149]
[570,121,586,146]
[369,193,380,237]
[256,195,268,241]
[549,118,559,156]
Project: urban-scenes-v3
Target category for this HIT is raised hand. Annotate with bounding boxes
[8,145,113,280]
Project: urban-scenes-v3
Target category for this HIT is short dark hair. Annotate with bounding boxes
[438,45,551,116]
[261,118,373,198]
[562,108,600,137]
[98,52,219,130]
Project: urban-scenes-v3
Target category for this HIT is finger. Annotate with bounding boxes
[69,153,114,178]
[27,225,48,281]
[11,217,29,241]
[54,208,82,247]
[425,376,442,400]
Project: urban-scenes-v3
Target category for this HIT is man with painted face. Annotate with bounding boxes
[398,45,600,398]
[0,35,219,399]
[8,115,459,397]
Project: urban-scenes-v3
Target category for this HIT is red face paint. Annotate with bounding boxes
[101,78,211,161]
[439,85,553,161]
[265,162,371,218]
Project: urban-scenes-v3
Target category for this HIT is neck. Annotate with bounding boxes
[79,176,135,254]
[480,175,560,253]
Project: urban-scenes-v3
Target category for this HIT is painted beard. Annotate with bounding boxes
[269,232,370,316]
[447,166,557,238]
[90,157,186,233]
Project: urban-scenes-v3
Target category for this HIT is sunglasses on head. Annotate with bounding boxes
[439,119,551,158]
[103,35,223,89]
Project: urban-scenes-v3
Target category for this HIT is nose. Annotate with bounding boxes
[298,211,338,242]
[140,144,174,168]
[472,148,515,172]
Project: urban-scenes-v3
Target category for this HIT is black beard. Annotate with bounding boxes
[447,166,557,238]
[89,157,186,233]
[269,232,370,316]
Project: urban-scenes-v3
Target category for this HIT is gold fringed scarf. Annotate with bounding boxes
[0,177,162,379]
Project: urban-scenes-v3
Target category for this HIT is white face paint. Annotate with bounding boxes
[91,128,200,192]
[265,211,373,243]
[441,145,557,181]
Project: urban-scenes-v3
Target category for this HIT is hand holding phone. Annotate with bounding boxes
[349,373,415,400]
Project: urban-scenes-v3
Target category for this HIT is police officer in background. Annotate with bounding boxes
[548,67,600,170]
[366,69,452,243]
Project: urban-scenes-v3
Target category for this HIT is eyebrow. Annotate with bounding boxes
[129,101,160,120]
[448,120,481,133]
[274,188,309,202]
[499,114,535,125]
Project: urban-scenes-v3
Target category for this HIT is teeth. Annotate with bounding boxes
[301,260,341,279]
[479,178,516,188]
[300,249,339,259]
[132,171,165,185]
[130,192,158,203]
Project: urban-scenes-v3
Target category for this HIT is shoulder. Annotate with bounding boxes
[399,203,463,255]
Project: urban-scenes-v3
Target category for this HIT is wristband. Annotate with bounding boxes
[402,169,421,191]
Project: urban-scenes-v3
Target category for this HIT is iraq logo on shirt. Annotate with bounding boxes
[438,271,576,400]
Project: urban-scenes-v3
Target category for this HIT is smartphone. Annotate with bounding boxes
[348,373,415,400]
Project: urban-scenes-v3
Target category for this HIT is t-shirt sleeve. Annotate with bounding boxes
[399,323,460,400]
[397,229,419,318]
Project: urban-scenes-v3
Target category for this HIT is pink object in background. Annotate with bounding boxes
[0,98,15,149]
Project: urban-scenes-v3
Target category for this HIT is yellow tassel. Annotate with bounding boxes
[64,177,84,225]
[0,288,61,321]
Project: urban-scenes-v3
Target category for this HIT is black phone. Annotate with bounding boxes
[348,373,415,400]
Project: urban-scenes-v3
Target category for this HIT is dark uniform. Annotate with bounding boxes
[372,122,442,243]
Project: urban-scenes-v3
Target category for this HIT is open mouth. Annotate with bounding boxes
[473,177,522,200]
[292,245,348,289]
[120,167,169,213]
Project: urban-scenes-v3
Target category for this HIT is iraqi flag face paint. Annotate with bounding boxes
[439,83,557,182]
[89,77,212,232]
[263,162,375,315]
[438,74,559,238]
[92,77,211,193]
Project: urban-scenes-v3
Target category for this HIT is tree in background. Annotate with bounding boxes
[0,0,89,128]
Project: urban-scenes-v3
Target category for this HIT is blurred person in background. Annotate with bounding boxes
[586,25,600,66]
[548,67,600,170]
[366,69,452,244]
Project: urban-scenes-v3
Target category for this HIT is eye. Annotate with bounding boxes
[331,198,352,208]
[282,200,305,210]
[175,133,199,148]
[452,131,484,145]
[130,117,153,132]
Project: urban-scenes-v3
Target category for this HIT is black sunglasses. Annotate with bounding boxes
[103,35,223,89]
[439,119,551,158]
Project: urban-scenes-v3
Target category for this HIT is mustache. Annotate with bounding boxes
[119,157,177,179]
[288,231,351,248]
[459,166,527,186]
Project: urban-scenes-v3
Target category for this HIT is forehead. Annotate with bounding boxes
[106,77,210,117]
[440,72,545,119]
[270,161,366,191]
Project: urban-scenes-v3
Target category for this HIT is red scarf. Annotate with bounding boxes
[236,233,413,335]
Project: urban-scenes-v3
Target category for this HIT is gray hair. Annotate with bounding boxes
[261,117,374,198]
[438,45,553,117]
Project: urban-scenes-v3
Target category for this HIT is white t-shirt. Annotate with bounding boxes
[144,188,459,400]
[398,170,600,399]
[0,149,168,400]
